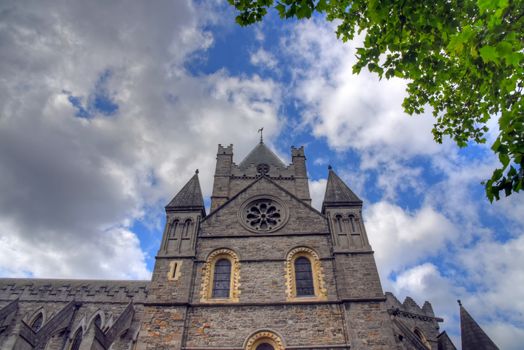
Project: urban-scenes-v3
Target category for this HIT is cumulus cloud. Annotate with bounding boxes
[281,20,445,159]
[0,1,283,278]
[250,48,278,70]
[365,201,458,276]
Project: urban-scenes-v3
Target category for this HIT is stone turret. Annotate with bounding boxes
[210,141,312,212]
[322,167,370,252]
[211,144,233,211]
[161,170,205,257]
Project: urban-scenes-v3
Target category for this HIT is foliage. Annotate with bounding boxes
[228,0,524,201]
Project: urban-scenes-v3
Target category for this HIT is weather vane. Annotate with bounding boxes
[258,127,264,143]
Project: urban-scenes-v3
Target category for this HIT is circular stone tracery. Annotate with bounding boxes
[240,197,288,232]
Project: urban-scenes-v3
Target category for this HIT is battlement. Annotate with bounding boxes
[385,292,440,321]
[291,145,305,157]
[217,144,233,155]
[0,278,149,303]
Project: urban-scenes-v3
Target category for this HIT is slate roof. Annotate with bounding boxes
[322,167,362,212]
[166,171,205,215]
[459,301,499,350]
[238,142,286,169]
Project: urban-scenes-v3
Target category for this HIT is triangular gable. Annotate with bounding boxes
[201,176,328,236]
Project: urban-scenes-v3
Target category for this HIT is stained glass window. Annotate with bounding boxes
[295,257,314,296]
[212,259,231,298]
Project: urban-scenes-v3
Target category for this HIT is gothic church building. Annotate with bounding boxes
[0,141,499,350]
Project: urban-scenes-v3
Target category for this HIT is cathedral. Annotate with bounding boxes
[0,141,499,350]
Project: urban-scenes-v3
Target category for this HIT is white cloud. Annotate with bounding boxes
[250,47,278,69]
[282,20,445,161]
[309,178,327,210]
[0,1,283,278]
[365,202,458,276]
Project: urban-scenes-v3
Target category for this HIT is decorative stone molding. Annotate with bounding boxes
[244,330,285,350]
[200,249,241,303]
[285,247,327,301]
[239,195,289,233]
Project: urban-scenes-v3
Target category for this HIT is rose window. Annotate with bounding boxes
[240,197,288,232]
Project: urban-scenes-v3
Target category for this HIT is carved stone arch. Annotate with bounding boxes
[88,309,105,330]
[68,326,84,350]
[25,306,47,330]
[285,246,327,301]
[69,316,87,337]
[200,248,241,302]
[183,218,193,237]
[170,218,180,237]
[244,329,285,350]
[332,213,344,233]
[105,312,115,330]
[413,327,431,349]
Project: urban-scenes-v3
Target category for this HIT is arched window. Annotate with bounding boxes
[256,343,275,350]
[70,328,83,350]
[30,312,44,332]
[212,259,232,298]
[349,215,356,232]
[171,219,179,237]
[93,314,102,328]
[183,219,192,237]
[200,249,240,303]
[245,331,285,350]
[294,257,314,296]
[285,247,327,301]
[335,214,343,232]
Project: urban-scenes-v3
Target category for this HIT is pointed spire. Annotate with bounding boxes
[459,301,499,350]
[166,170,205,215]
[238,142,286,169]
[322,166,362,213]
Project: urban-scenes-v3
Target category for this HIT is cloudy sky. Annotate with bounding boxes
[0,1,522,348]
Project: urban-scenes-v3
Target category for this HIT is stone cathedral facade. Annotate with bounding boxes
[0,141,499,350]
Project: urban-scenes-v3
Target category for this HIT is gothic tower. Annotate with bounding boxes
[138,141,396,349]
[0,140,496,350]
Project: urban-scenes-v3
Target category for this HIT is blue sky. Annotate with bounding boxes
[0,1,522,348]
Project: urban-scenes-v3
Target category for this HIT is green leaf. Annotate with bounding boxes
[479,46,499,63]
[499,153,510,168]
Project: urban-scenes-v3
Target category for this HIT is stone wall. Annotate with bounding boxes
[185,304,347,348]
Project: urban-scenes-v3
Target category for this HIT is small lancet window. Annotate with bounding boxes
[70,328,83,350]
[349,215,356,232]
[30,312,43,332]
[183,219,192,237]
[335,215,343,232]
[171,220,179,237]
[294,257,314,296]
[212,258,231,298]
[93,314,102,328]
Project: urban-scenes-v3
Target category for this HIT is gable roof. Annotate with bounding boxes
[166,171,205,215]
[202,174,325,223]
[459,301,499,350]
[238,142,286,169]
[322,167,362,212]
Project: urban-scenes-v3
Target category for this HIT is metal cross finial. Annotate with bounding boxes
[258,127,264,143]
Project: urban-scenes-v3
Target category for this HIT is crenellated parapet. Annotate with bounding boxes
[0,279,149,303]
[385,292,443,349]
